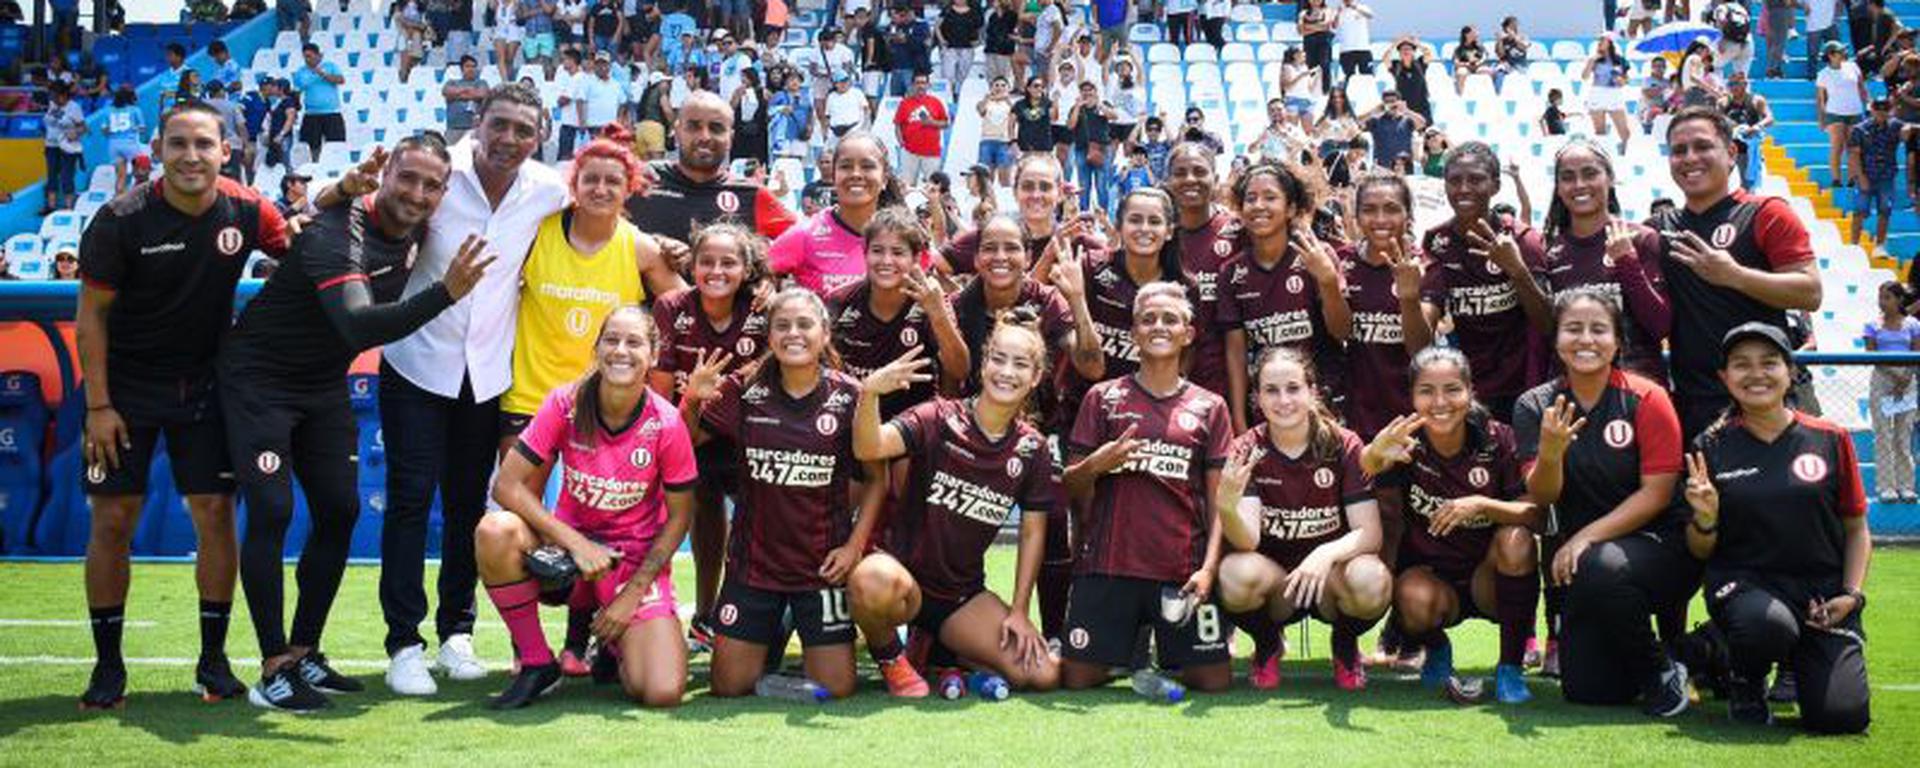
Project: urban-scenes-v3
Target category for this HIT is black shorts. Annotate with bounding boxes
[713,580,856,647]
[219,372,356,498]
[499,411,533,440]
[909,590,981,635]
[1107,123,1134,143]
[84,377,233,496]
[298,113,346,147]
[1061,574,1230,669]
[1051,124,1072,145]
[695,439,738,492]
[1401,557,1489,626]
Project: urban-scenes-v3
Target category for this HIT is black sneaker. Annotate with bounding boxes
[590,646,621,686]
[1672,622,1732,700]
[193,655,248,702]
[1641,660,1691,718]
[491,662,562,709]
[79,662,127,710]
[248,665,332,713]
[1767,667,1797,703]
[296,652,365,694]
[1727,675,1774,726]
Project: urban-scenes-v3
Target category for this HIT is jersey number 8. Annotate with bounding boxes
[1193,604,1222,644]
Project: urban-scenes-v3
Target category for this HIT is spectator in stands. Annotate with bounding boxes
[204,81,252,183]
[265,77,299,169]
[1332,1,1376,83]
[207,41,242,93]
[1757,0,1801,79]
[1582,35,1633,153]
[1281,47,1322,121]
[1386,36,1434,124]
[1031,0,1064,81]
[554,0,586,55]
[41,82,85,215]
[492,0,527,83]
[824,70,871,137]
[1165,0,1197,49]
[1803,0,1842,80]
[277,167,310,218]
[1182,105,1224,155]
[1721,72,1775,191]
[1539,89,1569,137]
[1848,99,1912,255]
[981,0,1017,86]
[553,50,586,160]
[1199,0,1230,49]
[1360,90,1425,171]
[1710,0,1755,80]
[277,0,312,41]
[0,0,23,24]
[884,4,932,98]
[1131,114,1173,181]
[768,71,809,159]
[1866,280,1920,502]
[159,43,191,104]
[1297,0,1336,94]
[238,75,272,170]
[1452,24,1489,96]
[976,75,1017,185]
[1639,55,1676,135]
[393,0,431,84]
[806,28,856,137]
[896,72,949,185]
[1679,39,1725,107]
[732,67,770,162]
[1855,0,1903,76]
[1254,99,1308,164]
[104,85,147,195]
[53,244,80,281]
[801,145,835,214]
[292,42,347,160]
[1315,88,1362,160]
[524,0,562,80]
[1817,40,1870,188]
[1013,74,1056,159]
[1066,80,1114,212]
[937,0,984,101]
[576,51,626,147]
[633,70,676,159]
[443,55,490,144]
[1420,127,1448,177]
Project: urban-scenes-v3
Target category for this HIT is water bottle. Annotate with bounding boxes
[1130,669,1186,703]
[936,669,967,700]
[968,672,1011,702]
[755,673,830,703]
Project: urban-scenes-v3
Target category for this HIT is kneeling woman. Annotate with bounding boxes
[1362,347,1540,704]
[1214,348,1392,692]
[479,307,698,709]
[1512,289,1698,717]
[845,313,1063,697]
[1060,282,1235,693]
[680,288,886,699]
[1683,323,1871,734]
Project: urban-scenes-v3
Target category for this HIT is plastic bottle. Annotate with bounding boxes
[755,673,830,703]
[968,672,1011,702]
[936,669,967,700]
[1130,669,1186,703]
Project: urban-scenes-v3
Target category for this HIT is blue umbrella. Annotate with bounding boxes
[1631,21,1721,56]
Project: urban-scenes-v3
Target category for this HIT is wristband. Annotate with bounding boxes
[1845,588,1866,612]
[1689,517,1717,535]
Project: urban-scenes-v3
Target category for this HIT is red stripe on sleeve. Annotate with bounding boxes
[316,273,368,292]
[1831,422,1869,519]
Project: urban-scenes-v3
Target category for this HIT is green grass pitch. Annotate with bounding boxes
[0,548,1915,766]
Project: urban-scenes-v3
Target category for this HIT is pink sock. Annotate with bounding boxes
[486,580,554,667]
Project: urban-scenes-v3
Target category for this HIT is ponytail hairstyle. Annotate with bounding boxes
[983,305,1050,425]
[1116,186,1192,290]
[1407,345,1491,447]
[1252,345,1346,464]
[863,205,931,258]
[1543,137,1622,240]
[750,287,844,387]
[684,220,771,299]
[833,131,908,210]
[569,123,646,195]
[568,306,660,446]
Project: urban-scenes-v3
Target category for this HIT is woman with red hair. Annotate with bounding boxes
[497,128,686,675]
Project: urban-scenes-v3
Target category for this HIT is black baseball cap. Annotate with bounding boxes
[1720,321,1793,363]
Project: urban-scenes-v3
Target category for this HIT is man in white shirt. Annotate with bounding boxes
[824,70,871,136]
[1335,0,1375,81]
[713,31,754,102]
[576,51,627,139]
[373,82,570,697]
[554,49,586,159]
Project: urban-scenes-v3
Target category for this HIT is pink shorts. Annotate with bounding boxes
[543,558,679,626]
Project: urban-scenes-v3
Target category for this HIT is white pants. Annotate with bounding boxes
[1871,366,1917,495]
[900,151,941,185]
[941,46,975,94]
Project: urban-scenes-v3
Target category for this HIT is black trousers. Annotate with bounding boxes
[223,369,361,659]
[1705,569,1872,734]
[1338,50,1375,80]
[1304,32,1335,93]
[377,361,497,654]
[1559,531,1701,705]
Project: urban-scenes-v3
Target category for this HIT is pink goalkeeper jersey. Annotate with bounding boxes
[768,209,870,296]
[515,384,700,555]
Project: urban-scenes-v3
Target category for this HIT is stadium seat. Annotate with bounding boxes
[1147,43,1180,64]
[1130,23,1163,44]
[37,212,83,244]
[1550,40,1588,61]
[1234,24,1269,43]
[1230,4,1265,24]
[1256,41,1288,62]
[1270,22,1301,43]
[1186,45,1218,64]
[0,371,47,554]
[1221,43,1255,63]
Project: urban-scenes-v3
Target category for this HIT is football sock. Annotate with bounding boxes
[486,580,554,667]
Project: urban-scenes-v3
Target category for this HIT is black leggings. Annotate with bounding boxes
[223,372,361,659]
[1304,32,1335,93]
[1558,531,1700,705]
[1200,16,1226,49]
[1706,569,1872,734]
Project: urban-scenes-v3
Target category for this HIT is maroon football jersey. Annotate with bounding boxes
[1420,217,1549,400]
[1176,209,1240,399]
[1380,420,1527,579]
[1340,245,1418,439]
[885,399,1059,601]
[953,277,1078,432]
[1543,222,1670,382]
[1230,426,1374,568]
[701,369,863,591]
[826,279,950,421]
[1059,253,1147,432]
[651,287,769,395]
[1216,248,1344,406]
[1067,377,1233,583]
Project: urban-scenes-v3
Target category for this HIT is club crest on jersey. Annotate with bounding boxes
[716,190,741,213]
[1485,258,1504,276]
[215,226,244,256]
[1068,627,1090,649]
[1604,419,1634,449]
[1468,466,1490,488]
[1286,274,1305,294]
[900,326,920,347]
[1176,411,1200,431]
[735,337,758,357]
[718,604,739,626]
[1006,457,1023,478]
[630,447,653,469]
[1213,239,1232,256]
[256,451,283,475]
[1710,223,1737,249]
[1791,452,1829,483]
[1314,467,1336,489]
[743,383,770,403]
[86,464,106,484]
[1602,253,1616,269]
[565,307,593,337]
[1095,267,1119,288]
[816,413,840,435]
[673,313,694,332]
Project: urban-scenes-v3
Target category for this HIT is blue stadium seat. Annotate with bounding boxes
[348,372,384,558]
[35,384,88,555]
[0,371,47,554]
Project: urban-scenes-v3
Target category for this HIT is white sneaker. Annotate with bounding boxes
[437,634,488,681]
[386,644,438,696]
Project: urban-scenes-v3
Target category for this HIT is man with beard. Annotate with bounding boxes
[626,90,797,245]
